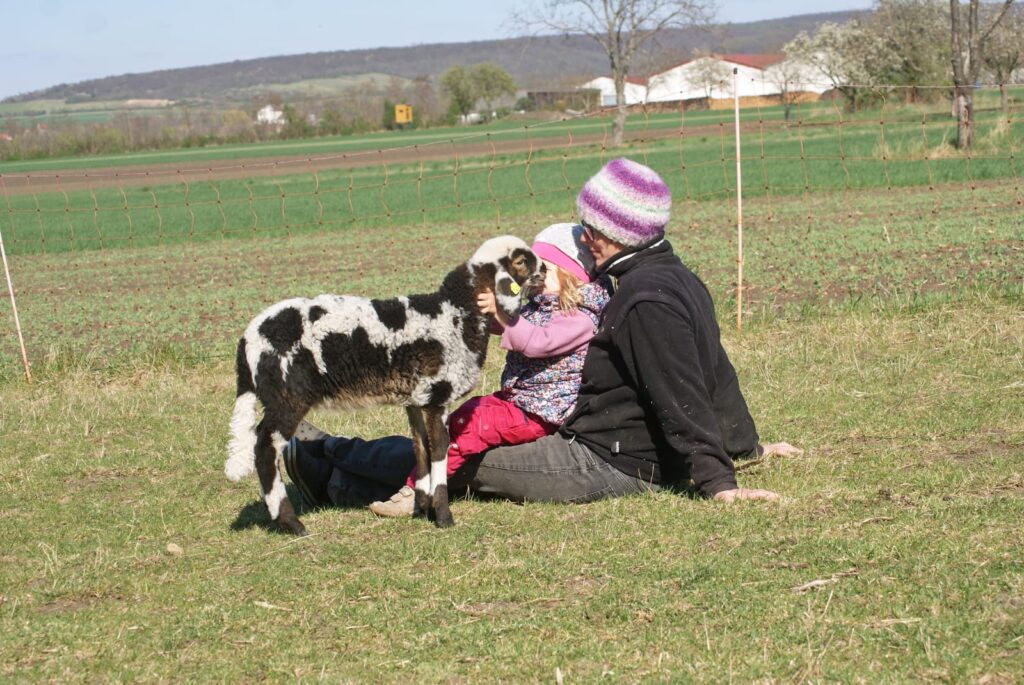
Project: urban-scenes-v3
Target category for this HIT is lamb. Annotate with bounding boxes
[224,235,543,534]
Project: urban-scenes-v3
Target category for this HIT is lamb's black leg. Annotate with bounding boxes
[425,406,454,528]
[406,406,432,519]
[255,416,306,536]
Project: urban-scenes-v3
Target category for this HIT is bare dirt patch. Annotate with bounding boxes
[37,590,125,615]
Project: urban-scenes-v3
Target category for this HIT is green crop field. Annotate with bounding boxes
[0,99,175,127]
[3,107,1021,257]
[4,93,1018,174]
[0,103,1022,682]
[0,107,756,173]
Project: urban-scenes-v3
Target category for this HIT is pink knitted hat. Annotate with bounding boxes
[576,158,672,247]
[531,223,594,283]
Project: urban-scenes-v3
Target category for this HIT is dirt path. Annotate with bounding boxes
[0,120,782,196]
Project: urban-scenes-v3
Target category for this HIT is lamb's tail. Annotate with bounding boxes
[225,337,259,482]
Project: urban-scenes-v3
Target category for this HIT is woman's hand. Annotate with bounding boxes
[761,442,803,458]
[713,488,780,503]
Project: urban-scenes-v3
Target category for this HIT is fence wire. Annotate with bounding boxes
[1,86,1022,376]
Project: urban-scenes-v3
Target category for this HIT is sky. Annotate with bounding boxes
[0,0,874,100]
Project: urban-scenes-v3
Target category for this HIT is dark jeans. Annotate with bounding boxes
[303,435,416,507]
[305,432,659,507]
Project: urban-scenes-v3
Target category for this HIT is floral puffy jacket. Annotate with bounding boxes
[500,277,611,425]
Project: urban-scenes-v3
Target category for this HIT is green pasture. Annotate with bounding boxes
[3,110,1021,257]
[1,82,1022,683]
[0,99,174,126]
[0,122,1022,681]
[0,99,166,115]
[0,290,1021,683]
[0,174,1021,379]
[0,99,134,117]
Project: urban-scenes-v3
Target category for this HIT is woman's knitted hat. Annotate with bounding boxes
[576,158,672,247]
[531,223,594,283]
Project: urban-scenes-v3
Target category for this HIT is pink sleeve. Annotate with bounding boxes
[500,310,597,358]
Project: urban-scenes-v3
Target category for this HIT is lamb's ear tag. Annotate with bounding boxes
[510,282,521,295]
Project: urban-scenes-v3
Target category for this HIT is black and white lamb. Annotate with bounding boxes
[225,235,543,534]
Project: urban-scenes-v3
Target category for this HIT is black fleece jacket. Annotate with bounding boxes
[559,239,760,496]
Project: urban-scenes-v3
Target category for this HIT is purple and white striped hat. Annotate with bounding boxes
[576,158,672,247]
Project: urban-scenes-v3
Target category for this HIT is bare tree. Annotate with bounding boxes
[981,4,1024,113]
[411,75,443,123]
[764,57,804,121]
[512,0,715,146]
[949,0,1014,149]
[690,50,731,103]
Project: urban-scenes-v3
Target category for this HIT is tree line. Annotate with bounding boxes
[784,0,1021,147]
[514,0,1021,149]
[4,1,1021,161]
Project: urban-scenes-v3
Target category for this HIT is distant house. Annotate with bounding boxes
[0,133,12,142]
[572,52,840,112]
[577,76,649,107]
[256,105,285,126]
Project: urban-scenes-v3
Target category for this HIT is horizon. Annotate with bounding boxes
[1,1,873,101]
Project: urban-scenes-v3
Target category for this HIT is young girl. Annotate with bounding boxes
[367,222,611,517]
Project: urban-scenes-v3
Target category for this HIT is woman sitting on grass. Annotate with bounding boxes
[285,157,800,514]
[283,222,611,512]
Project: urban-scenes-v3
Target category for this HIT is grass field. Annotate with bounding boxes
[3,108,1021,257]
[0,102,1022,682]
[0,99,176,127]
[1,175,1021,373]
[0,290,1021,683]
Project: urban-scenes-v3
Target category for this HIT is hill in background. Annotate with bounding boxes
[4,11,862,105]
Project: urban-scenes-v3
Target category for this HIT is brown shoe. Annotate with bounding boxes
[368,486,416,518]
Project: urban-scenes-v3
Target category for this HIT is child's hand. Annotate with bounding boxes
[476,290,497,316]
[477,290,510,327]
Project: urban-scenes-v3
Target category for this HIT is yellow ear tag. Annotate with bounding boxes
[510,282,521,295]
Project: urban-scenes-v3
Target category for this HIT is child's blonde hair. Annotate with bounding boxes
[553,264,585,312]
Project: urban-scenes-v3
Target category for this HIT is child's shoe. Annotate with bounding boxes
[368,486,416,518]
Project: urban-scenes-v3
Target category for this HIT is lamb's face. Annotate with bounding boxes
[470,235,544,319]
[501,245,543,289]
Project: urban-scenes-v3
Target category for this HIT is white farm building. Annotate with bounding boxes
[647,54,787,102]
[579,53,833,108]
[577,75,650,107]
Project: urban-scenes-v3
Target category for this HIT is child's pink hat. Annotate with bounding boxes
[531,223,594,283]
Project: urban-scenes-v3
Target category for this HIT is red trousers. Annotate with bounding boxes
[405,392,556,488]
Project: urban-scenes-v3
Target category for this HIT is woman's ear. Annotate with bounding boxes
[493,267,523,320]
